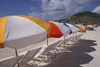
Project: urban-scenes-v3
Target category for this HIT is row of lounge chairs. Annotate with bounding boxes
[0,33,83,67]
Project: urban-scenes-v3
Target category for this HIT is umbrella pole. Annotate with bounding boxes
[47,33,50,47]
[76,32,77,36]
[47,36,51,60]
[73,33,74,39]
[64,37,65,46]
[73,33,75,41]
[15,49,18,56]
[47,38,48,47]
[73,33,74,37]
[15,49,20,67]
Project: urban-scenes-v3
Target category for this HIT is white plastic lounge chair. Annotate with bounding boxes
[72,34,83,43]
[53,37,72,53]
[18,47,42,67]
[0,55,23,67]
[33,40,62,63]
[76,34,83,41]
[49,37,73,62]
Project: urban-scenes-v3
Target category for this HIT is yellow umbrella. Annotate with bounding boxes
[75,24,85,32]
[87,25,94,28]
[0,15,51,67]
[0,15,51,48]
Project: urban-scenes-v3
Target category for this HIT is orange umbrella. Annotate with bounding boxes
[47,21,70,38]
[46,21,70,46]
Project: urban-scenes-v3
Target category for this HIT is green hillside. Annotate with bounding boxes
[73,11,100,17]
[56,11,100,25]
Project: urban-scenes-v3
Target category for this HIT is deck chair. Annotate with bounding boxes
[62,37,73,48]
[50,37,73,62]
[33,40,62,63]
[47,40,62,53]
[0,55,23,67]
[53,37,72,52]
[68,34,83,46]
[73,34,83,43]
[68,35,79,44]
[76,34,83,41]
[18,47,42,67]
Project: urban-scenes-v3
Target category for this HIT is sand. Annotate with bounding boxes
[0,26,100,67]
[46,27,100,67]
[0,32,70,61]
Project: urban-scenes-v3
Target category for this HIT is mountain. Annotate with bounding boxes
[55,11,100,25]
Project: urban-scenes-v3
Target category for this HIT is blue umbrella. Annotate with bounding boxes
[63,23,79,34]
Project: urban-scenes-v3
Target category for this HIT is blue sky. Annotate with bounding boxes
[0,0,100,21]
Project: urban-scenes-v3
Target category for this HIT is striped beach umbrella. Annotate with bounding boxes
[47,21,70,38]
[87,25,94,28]
[46,21,70,47]
[63,23,80,34]
[74,24,85,32]
[0,15,51,49]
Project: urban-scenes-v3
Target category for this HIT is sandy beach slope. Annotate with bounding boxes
[0,26,100,67]
[46,26,100,67]
[0,33,67,60]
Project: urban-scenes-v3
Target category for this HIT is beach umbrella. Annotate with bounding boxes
[63,23,80,34]
[87,25,94,28]
[0,15,51,49]
[87,25,94,30]
[46,21,70,45]
[74,24,85,32]
[47,21,70,38]
[0,15,51,67]
[63,23,80,41]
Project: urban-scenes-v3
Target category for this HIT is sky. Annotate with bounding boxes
[0,0,100,21]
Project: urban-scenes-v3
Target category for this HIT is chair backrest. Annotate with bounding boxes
[19,47,41,67]
[56,38,68,47]
[48,40,62,51]
[65,37,72,42]
[41,40,62,55]
[75,34,83,39]
[0,55,23,67]
[53,37,72,48]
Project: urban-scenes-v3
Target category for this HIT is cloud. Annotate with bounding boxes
[30,6,35,10]
[29,12,52,20]
[92,5,100,14]
[29,0,93,21]
[31,0,40,1]
[75,0,93,6]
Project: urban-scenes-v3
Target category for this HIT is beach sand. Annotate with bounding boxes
[0,26,100,67]
[46,26,100,67]
[0,32,71,61]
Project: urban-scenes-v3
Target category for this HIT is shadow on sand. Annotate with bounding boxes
[87,29,96,31]
[46,39,97,67]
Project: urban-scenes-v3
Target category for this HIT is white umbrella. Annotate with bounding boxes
[0,15,51,67]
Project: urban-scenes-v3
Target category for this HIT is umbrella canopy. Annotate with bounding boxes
[0,15,51,49]
[63,23,80,34]
[74,24,85,32]
[47,21,70,38]
[87,25,94,28]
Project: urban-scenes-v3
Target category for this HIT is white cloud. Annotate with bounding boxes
[92,5,100,14]
[75,0,93,6]
[30,6,35,10]
[29,12,53,20]
[31,0,41,1]
[29,0,93,21]
[29,12,40,17]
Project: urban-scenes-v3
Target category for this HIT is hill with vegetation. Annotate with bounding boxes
[55,11,100,25]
